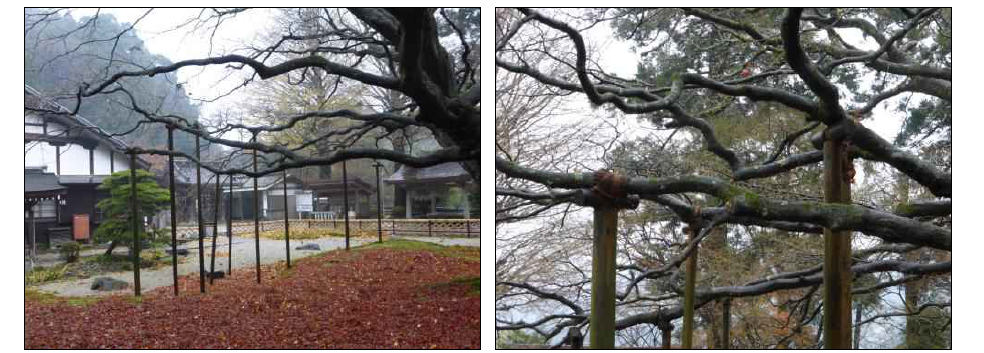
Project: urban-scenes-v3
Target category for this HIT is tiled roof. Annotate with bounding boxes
[383,162,471,185]
[58,175,111,185]
[25,169,66,193]
[24,84,150,169]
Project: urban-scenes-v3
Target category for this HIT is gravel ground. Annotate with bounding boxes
[31,237,369,297]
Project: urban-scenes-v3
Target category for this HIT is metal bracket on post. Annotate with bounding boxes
[575,170,639,349]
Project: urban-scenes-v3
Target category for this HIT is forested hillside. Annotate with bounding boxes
[25,9,201,154]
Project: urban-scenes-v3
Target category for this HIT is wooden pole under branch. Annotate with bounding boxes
[166,127,178,296]
[283,169,291,268]
[209,174,220,284]
[722,297,731,349]
[657,321,673,349]
[129,152,141,297]
[373,162,383,243]
[195,135,206,293]
[591,205,618,349]
[823,133,853,349]
[682,225,700,349]
[574,171,639,349]
[343,160,350,251]
[252,135,261,284]
[227,175,233,276]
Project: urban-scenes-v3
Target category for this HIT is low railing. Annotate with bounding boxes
[172,218,480,239]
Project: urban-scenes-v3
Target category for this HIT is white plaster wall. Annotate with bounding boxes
[24,141,57,172]
[92,144,113,175]
[58,144,91,175]
[25,113,134,175]
[25,113,44,134]
[113,152,130,172]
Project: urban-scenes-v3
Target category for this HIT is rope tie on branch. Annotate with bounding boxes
[592,169,629,202]
[576,170,640,210]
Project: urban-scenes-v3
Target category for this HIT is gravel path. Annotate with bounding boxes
[32,237,369,297]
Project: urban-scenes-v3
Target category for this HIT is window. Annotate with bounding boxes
[26,200,57,219]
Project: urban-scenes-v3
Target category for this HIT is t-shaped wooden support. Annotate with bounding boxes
[584,170,638,349]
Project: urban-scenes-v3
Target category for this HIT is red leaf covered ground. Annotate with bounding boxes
[25,241,480,349]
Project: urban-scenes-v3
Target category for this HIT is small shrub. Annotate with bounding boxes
[25,265,69,285]
[59,241,81,263]
[391,206,406,219]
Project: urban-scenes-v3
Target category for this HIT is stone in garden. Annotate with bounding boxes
[166,248,190,256]
[90,277,129,291]
[296,243,320,251]
[207,271,225,279]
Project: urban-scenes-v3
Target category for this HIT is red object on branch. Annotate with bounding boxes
[740,63,753,78]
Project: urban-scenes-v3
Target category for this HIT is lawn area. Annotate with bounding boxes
[25,239,480,349]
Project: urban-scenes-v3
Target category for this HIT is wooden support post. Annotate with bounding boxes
[227,176,233,276]
[195,136,206,293]
[55,145,60,175]
[252,136,261,283]
[722,298,731,349]
[130,153,141,296]
[28,204,36,269]
[167,127,178,296]
[682,225,700,349]
[566,327,584,349]
[342,160,350,250]
[374,163,383,243]
[110,151,114,173]
[658,322,673,350]
[823,136,852,349]
[283,169,291,268]
[571,171,638,349]
[89,147,94,175]
[590,205,617,349]
[209,175,220,284]
[853,305,862,349]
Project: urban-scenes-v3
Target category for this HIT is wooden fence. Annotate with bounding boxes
[171,218,481,239]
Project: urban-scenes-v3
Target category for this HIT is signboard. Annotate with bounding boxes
[73,214,89,241]
[296,191,313,212]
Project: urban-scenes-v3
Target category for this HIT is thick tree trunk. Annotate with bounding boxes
[104,240,118,257]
